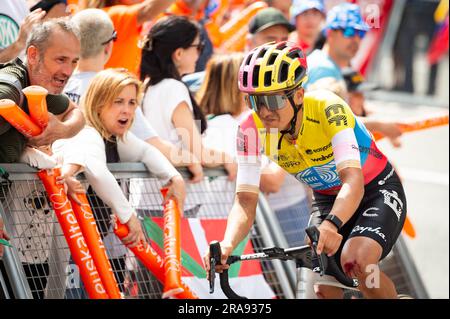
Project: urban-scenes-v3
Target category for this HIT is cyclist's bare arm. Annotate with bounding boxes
[222,191,259,252]
[204,191,258,279]
[330,167,365,224]
[317,167,365,256]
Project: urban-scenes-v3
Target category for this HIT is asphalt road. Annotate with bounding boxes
[367,97,449,298]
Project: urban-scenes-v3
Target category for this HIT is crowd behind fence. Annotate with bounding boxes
[0,163,428,299]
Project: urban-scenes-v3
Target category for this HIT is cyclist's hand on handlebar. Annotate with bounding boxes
[204,242,233,280]
[316,221,343,257]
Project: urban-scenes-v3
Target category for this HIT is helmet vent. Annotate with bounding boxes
[252,66,260,88]
[264,71,273,87]
[279,61,289,83]
[243,71,248,87]
[267,54,277,66]
[257,48,267,58]
[245,54,253,66]
[295,66,305,82]
[287,50,301,60]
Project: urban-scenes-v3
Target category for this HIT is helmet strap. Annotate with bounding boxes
[277,96,303,150]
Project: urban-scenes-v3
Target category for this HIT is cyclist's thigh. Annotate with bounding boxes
[346,179,407,260]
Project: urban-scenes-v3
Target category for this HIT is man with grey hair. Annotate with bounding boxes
[0,17,85,163]
[0,17,85,299]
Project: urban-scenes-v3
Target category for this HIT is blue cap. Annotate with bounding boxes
[325,3,369,32]
[291,0,325,23]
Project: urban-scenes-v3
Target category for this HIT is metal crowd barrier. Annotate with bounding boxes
[0,163,428,299]
[0,163,289,299]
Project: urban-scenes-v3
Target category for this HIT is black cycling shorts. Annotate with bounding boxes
[309,161,407,261]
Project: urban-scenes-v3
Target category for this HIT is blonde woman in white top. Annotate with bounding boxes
[54,68,185,247]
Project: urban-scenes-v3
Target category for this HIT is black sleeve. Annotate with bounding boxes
[0,82,21,104]
[46,93,70,115]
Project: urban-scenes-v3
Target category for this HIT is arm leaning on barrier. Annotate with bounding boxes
[28,99,85,147]
[54,127,145,247]
[118,131,186,212]
[82,159,145,248]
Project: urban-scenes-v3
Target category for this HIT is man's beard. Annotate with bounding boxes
[32,63,64,94]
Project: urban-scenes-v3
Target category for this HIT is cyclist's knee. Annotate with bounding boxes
[341,238,382,279]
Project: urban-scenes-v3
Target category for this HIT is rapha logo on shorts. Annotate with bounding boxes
[351,225,386,242]
[362,207,379,217]
[379,189,403,221]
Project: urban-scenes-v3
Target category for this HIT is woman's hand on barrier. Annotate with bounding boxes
[187,162,204,183]
[204,241,233,280]
[316,221,343,257]
[122,214,146,248]
[56,174,85,205]
[165,175,186,214]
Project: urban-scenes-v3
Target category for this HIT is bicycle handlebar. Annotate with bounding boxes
[209,241,247,299]
[209,226,359,299]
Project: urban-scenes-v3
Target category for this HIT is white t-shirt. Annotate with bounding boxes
[64,71,97,105]
[141,79,193,147]
[0,0,29,59]
[64,71,157,141]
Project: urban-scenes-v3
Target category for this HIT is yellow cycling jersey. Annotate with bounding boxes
[236,90,388,194]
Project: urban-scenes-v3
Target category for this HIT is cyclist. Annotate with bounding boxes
[204,41,407,299]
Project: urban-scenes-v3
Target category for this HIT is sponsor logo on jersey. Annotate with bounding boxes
[310,153,334,162]
[352,145,383,159]
[305,143,332,155]
[306,116,320,124]
[296,161,341,190]
[325,104,348,127]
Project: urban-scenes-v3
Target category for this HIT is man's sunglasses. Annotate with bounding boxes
[245,90,296,112]
[101,30,117,45]
[189,41,205,53]
[340,27,366,39]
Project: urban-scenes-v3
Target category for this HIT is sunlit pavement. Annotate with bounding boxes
[367,97,449,298]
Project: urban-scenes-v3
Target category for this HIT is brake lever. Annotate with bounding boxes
[305,226,327,276]
[209,241,221,294]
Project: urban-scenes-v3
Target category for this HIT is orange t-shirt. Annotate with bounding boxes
[103,4,143,75]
